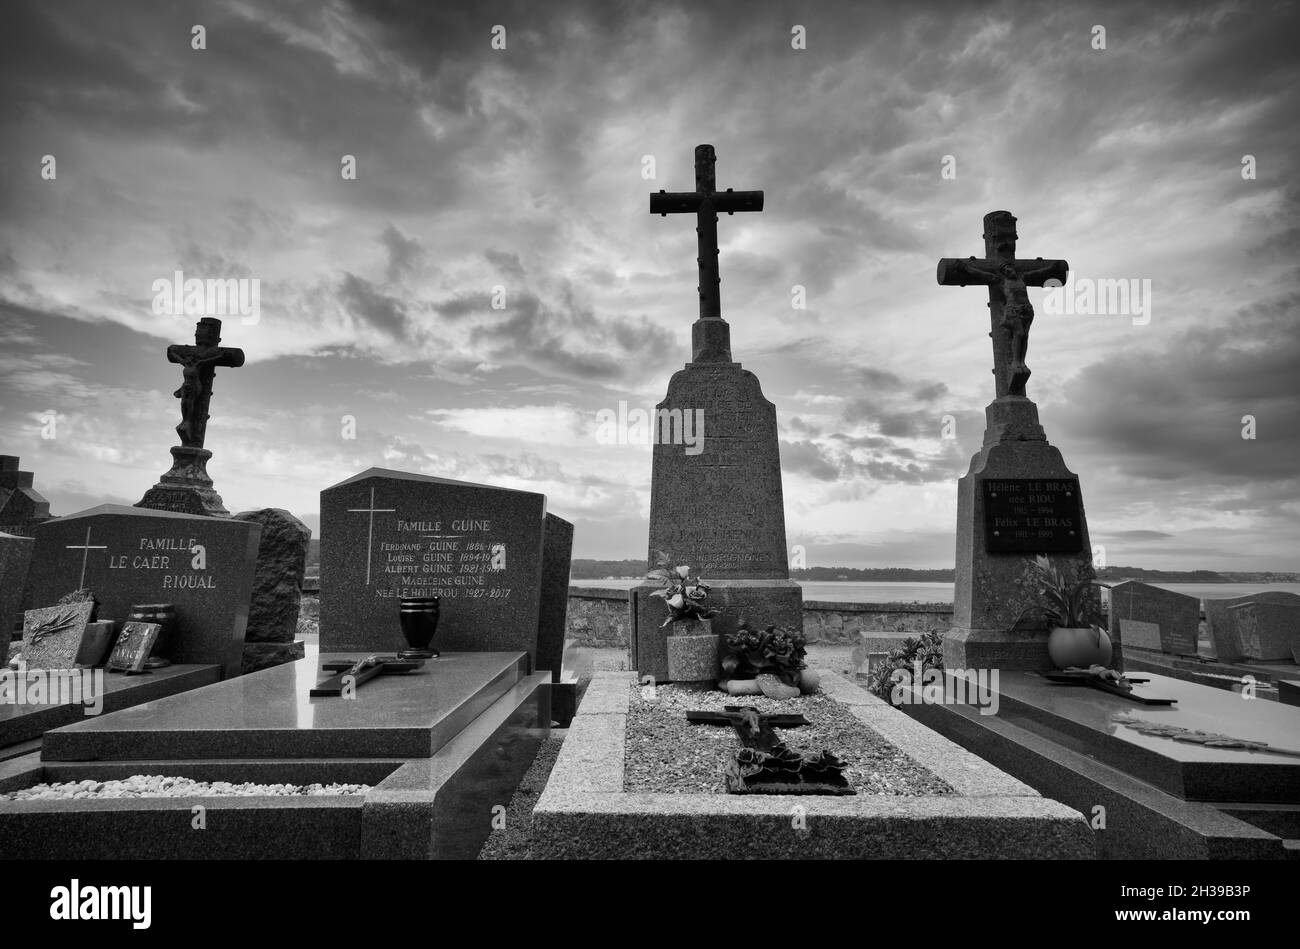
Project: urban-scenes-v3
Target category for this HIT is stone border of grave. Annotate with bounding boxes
[532,671,1094,859]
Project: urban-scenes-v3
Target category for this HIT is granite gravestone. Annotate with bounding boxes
[136,317,245,517]
[319,469,572,672]
[536,513,574,683]
[232,508,310,673]
[22,505,260,678]
[1,531,35,642]
[937,211,1101,671]
[1205,592,1300,663]
[0,456,52,537]
[1107,580,1200,659]
[1224,595,1300,662]
[632,144,802,681]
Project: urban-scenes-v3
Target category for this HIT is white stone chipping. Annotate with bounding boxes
[2,775,370,800]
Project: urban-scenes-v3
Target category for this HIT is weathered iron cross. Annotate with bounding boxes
[651,144,763,323]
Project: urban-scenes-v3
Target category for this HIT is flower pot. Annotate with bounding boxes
[1047,626,1112,670]
[666,618,718,684]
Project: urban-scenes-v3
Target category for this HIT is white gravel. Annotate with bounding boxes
[2,775,370,800]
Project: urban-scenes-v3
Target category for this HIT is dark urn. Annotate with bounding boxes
[398,596,440,659]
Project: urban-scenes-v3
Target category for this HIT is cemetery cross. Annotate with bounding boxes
[936,211,1069,398]
[167,317,245,449]
[651,144,763,323]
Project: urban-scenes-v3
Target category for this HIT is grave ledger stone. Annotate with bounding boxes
[0,455,52,537]
[632,144,802,681]
[937,211,1101,671]
[319,469,572,671]
[136,317,244,517]
[22,504,261,678]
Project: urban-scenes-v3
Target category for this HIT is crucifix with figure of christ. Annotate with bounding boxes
[651,144,763,362]
[936,211,1068,399]
[688,705,853,794]
[310,654,425,697]
[168,317,245,449]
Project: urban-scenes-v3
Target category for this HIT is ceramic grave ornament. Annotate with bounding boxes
[937,212,1102,671]
[21,600,95,670]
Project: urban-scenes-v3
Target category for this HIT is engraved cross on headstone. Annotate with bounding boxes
[651,144,763,325]
[936,211,1068,398]
[65,525,108,589]
[347,486,395,586]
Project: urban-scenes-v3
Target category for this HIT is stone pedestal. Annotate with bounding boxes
[137,446,232,517]
[633,326,802,681]
[944,397,1100,672]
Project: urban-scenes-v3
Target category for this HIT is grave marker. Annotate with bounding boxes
[136,317,245,517]
[936,211,1100,671]
[23,504,261,678]
[320,468,572,670]
[633,144,802,680]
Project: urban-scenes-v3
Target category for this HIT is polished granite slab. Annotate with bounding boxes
[0,664,221,751]
[981,670,1300,802]
[41,651,528,761]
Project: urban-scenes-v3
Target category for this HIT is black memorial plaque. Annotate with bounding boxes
[982,478,1083,554]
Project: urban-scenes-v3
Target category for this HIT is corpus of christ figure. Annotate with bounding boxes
[936,211,1068,399]
[168,317,245,448]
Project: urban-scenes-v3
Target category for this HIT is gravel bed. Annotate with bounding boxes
[1,775,370,800]
[625,684,954,796]
[477,733,565,860]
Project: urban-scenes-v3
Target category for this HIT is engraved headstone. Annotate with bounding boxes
[632,144,801,680]
[319,469,572,670]
[22,505,261,678]
[937,211,1100,671]
[1224,595,1300,662]
[1107,580,1200,658]
[1205,592,1300,663]
[0,455,52,537]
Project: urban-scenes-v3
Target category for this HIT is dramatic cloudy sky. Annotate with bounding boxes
[1,0,1296,570]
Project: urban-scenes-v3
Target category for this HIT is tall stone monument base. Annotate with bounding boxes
[633,579,803,683]
[944,396,1101,673]
[137,446,231,517]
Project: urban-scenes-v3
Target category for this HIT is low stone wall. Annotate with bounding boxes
[565,586,954,648]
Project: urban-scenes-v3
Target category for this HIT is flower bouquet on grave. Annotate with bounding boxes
[645,550,721,684]
[720,622,812,699]
[645,550,720,631]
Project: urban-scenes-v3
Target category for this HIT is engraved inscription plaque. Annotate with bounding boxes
[982,478,1083,554]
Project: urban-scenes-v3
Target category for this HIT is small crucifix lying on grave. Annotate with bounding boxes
[310,655,424,697]
[687,705,853,795]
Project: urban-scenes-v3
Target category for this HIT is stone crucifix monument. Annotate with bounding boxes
[936,211,1103,671]
[631,144,802,681]
[137,317,245,517]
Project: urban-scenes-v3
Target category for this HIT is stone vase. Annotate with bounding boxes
[665,617,719,684]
